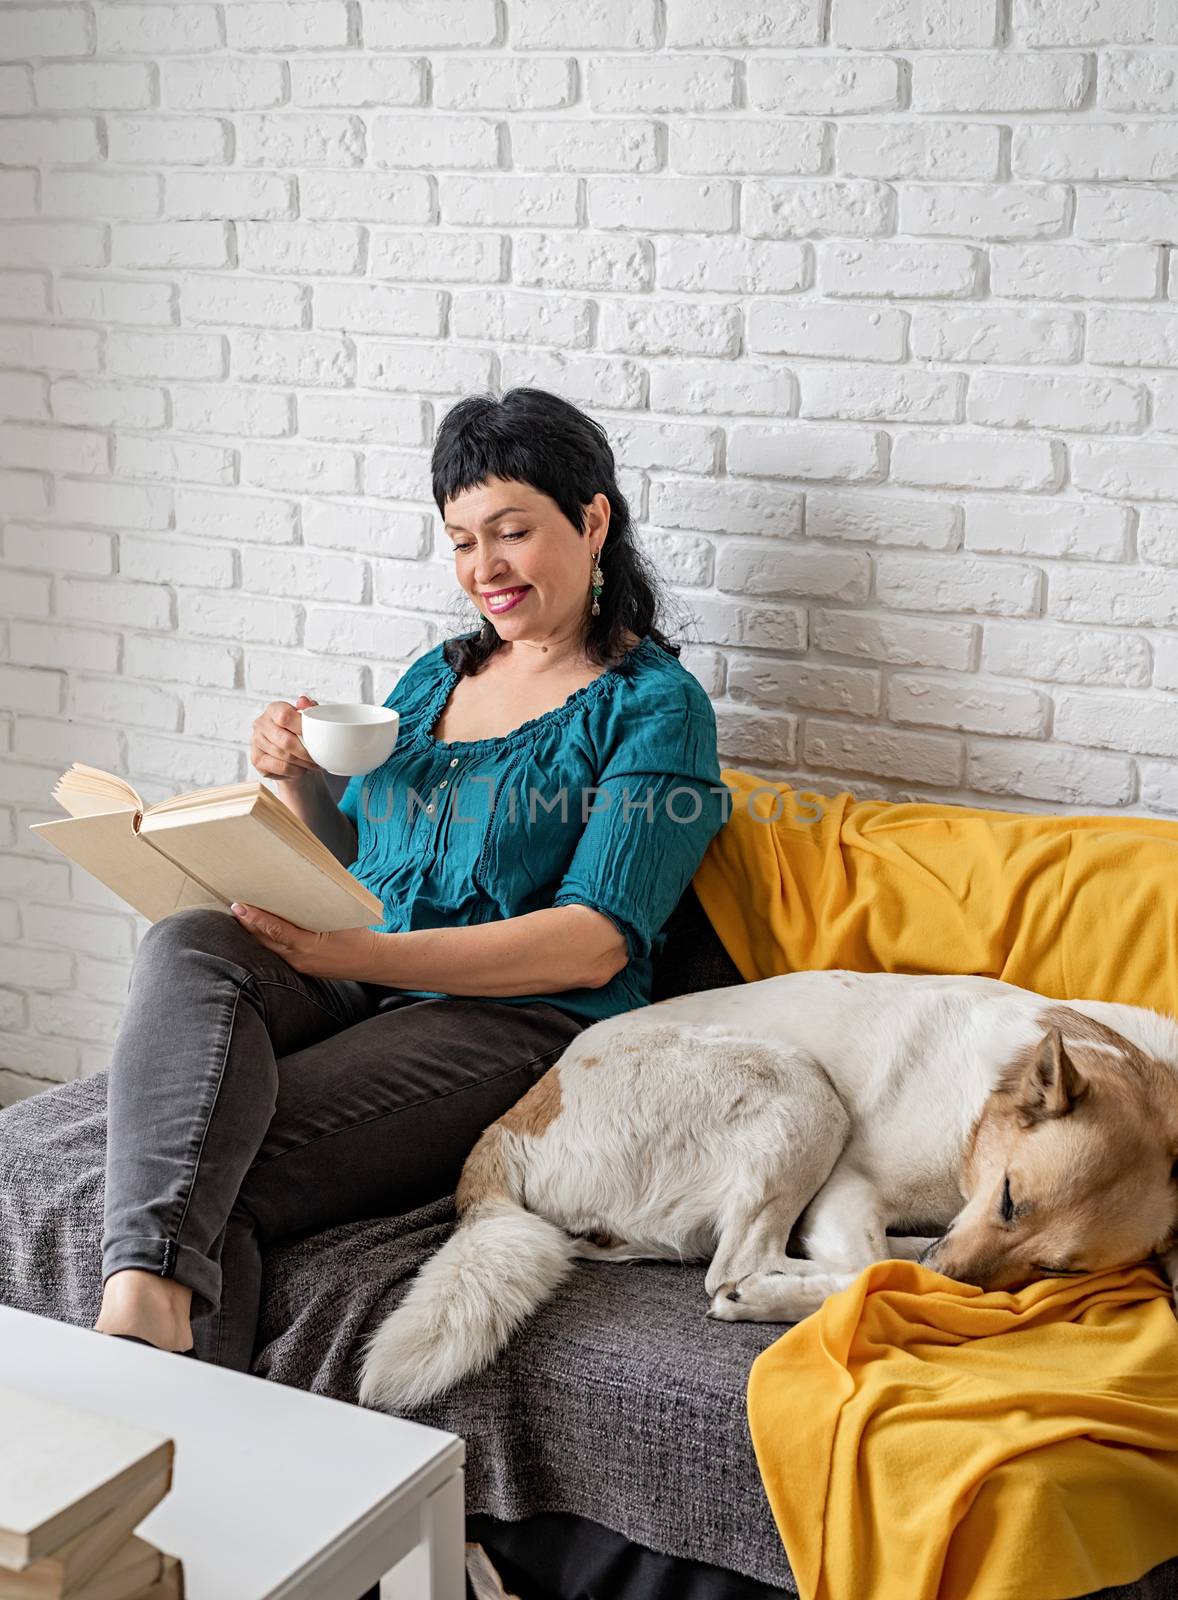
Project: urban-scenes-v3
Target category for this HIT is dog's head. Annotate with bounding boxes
[924,1008,1178,1291]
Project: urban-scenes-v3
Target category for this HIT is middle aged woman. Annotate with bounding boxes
[92,386,727,1375]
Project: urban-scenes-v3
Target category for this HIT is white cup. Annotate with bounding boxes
[299,703,399,777]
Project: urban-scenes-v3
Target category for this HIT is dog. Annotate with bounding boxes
[357,971,1178,1411]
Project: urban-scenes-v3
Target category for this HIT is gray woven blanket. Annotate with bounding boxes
[1,1074,1175,1600]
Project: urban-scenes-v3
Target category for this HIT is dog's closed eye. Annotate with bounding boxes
[999,1173,1034,1224]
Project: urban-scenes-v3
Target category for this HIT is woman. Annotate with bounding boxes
[91,387,728,1372]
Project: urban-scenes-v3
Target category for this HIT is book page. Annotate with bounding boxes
[29,812,227,924]
[51,764,143,819]
[141,810,383,930]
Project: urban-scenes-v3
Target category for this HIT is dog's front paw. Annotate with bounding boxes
[706,1272,791,1322]
[705,1280,747,1321]
[706,1268,852,1323]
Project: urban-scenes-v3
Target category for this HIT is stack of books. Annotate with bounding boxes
[0,1388,184,1599]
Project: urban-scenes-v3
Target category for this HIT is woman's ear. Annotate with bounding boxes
[586,491,611,548]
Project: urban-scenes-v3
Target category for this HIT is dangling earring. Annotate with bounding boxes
[590,548,604,617]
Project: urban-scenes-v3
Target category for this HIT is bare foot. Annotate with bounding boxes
[94,1269,195,1353]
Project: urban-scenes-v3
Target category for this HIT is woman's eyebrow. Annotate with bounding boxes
[444,507,532,532]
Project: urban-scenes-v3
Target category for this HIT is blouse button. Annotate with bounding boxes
[439,779,448,788]
[449,757,459,767]
[425,803,435,815]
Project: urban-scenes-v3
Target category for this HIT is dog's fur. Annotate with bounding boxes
[358,972,1178,1411]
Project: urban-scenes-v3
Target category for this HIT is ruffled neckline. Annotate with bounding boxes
[417,636,657,755]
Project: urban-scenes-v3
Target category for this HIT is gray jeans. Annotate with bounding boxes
[101,908,587,1371]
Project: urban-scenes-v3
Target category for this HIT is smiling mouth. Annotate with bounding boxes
[484,587,531,610]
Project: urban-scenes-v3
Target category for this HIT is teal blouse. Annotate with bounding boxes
[338,634,727,1024]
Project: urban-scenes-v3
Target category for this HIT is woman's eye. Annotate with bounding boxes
[452,531,526,553]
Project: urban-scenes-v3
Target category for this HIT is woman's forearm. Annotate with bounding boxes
[370,905,625,997]
[272,770,358,868]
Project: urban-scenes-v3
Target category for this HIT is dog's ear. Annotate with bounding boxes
[1016,1028,1088,1125]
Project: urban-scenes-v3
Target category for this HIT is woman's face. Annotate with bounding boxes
[444,476,610,652]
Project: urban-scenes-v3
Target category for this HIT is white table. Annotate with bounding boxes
[0,1306,465,1600]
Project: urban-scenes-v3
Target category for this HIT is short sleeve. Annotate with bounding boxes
[338,646,442,826]
[552,678,728,964]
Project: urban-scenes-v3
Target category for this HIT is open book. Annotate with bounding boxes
[29,765,384,932]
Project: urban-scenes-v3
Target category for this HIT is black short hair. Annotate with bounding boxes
[431,387,683,673]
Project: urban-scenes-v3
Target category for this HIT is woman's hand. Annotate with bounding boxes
[250,694,322,783]
[230,903,385,981]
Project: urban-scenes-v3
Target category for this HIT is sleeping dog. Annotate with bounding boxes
[358,971,1178,1411]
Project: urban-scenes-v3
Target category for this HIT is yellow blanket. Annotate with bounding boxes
[748,1261,1178,1600]
[691,770,1178,1015]
[693,772,1178,1598]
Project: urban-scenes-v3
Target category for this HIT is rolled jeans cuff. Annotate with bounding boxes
[101,1234,222,1319]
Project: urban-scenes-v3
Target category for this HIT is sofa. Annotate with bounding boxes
[2,883,1177,1600]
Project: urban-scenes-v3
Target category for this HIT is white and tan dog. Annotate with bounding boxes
[358,971,1178,1411]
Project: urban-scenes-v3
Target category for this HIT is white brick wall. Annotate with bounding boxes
[3,0,1178,1101]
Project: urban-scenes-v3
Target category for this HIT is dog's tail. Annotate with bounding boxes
[356,1120,575,1411]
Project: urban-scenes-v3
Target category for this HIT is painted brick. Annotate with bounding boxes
[98,5,219,53]
[899,183,1069,239]
[510,0,656,50]
[820,240,982,297]
[744,181,893,238]
[983,620,1150,686]
[586,56,737,115]
[966,741,1134,806]
[1071,440,1178,501]
[890,430,1063,491]
[803,720,963,786]
[716,539,872,603]
[1013,0,1154,46]
[586,177,736,233]
[729,658,881,717]
[650,359,796,416]
[748,300,907,361]
[806,490,960,549]
[729,422,886,484]
[966,372,1147,433]
[1013,122,1178,180]
[965,500,1131,561]
[839,122,1002,180]
[833,0,999,48]
[912,52,1089,112]
[749,55,901,113]
[1075,185,1178,241]
[876,553,1043,615]
[226,3,349,51]
[1088,308,1178,366]
[990,242,1162,300]
[1,7,92,59]
[799,367,963,424]
[511,119,659,174]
